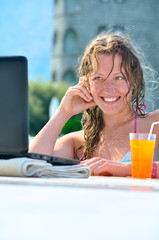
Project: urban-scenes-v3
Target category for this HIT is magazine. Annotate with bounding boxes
[0,158,90,178]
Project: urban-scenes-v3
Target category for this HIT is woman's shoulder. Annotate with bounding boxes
[66,130,84,138]
[148,109,159,122]
[146,109,159,132]
[137,109,159,133]
[54,130,84,159]
[62,130,84,159]
[59,130,84,144]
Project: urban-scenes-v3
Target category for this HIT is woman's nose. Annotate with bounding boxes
[101,78,115,93]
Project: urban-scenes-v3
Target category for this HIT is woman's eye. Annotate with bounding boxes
[94,76,102,81]
[116,76,124,80]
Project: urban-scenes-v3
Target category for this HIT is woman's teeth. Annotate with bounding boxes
[103,97,119,102]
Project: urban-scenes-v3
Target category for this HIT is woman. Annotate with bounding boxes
[29,33,159,177]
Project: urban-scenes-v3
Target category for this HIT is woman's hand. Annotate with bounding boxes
[81,157,131,177]
[59,78,96,117]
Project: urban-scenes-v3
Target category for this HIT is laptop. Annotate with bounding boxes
[0,56,79,165]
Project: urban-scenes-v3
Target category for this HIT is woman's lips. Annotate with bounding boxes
[102,97,120,103]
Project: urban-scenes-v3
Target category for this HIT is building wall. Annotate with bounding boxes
[52,0,159,108]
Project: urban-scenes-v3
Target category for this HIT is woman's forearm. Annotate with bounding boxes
[155,162,159,179]
[29,108,71,155]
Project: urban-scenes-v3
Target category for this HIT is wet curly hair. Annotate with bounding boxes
[76,33,147,160]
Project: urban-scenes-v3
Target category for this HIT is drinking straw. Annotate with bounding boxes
[148,121,159,140]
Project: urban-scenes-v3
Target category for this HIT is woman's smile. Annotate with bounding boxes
[102,96,120,103]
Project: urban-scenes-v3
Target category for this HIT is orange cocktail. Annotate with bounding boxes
[130,133,156,179]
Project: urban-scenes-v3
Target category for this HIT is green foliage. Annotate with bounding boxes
[29,80,54,136]
[61,114,82,135]
[29,80,82,136]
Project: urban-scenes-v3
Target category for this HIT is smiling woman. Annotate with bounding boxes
[29,32,159,178]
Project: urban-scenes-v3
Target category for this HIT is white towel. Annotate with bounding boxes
[0,158,90,178]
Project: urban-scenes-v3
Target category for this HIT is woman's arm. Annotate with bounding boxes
[155,162,159,179]
[29,107,71,155]
[29,79,96,156]
[81,157,131,177]
[82,157,159,179]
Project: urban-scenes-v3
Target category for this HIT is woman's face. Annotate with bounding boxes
[89,53,133,116]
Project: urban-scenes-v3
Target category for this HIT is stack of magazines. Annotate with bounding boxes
[0,158,90,178]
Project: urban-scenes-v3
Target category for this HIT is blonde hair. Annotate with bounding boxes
[77,33,147,160]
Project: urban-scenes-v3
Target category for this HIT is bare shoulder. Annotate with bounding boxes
[58,130,84,143]
[148,109,159,135]
[147,109,159,161]
[137,109,159,134]
[148,109,159,121]
[54,130,84,159]
[147,109,159,131]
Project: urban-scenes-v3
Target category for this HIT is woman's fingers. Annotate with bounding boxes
[81,157,131,177]
[87,160,105,176]
[94,162,131,177]
[70,87,93,102]
[81,158,108,176]
[59,79,96,117]
[78,77,92,100]
[64,78,93,104]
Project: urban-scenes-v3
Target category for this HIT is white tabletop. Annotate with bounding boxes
[0,176,159,240]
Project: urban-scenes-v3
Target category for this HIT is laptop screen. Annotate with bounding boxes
[0,56,28,157]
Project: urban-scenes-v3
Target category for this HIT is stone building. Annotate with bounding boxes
[52,0,159,108]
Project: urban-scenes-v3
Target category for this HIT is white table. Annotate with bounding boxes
[0,176,159,240]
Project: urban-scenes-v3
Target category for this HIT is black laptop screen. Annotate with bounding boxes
[0,56,28,157]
